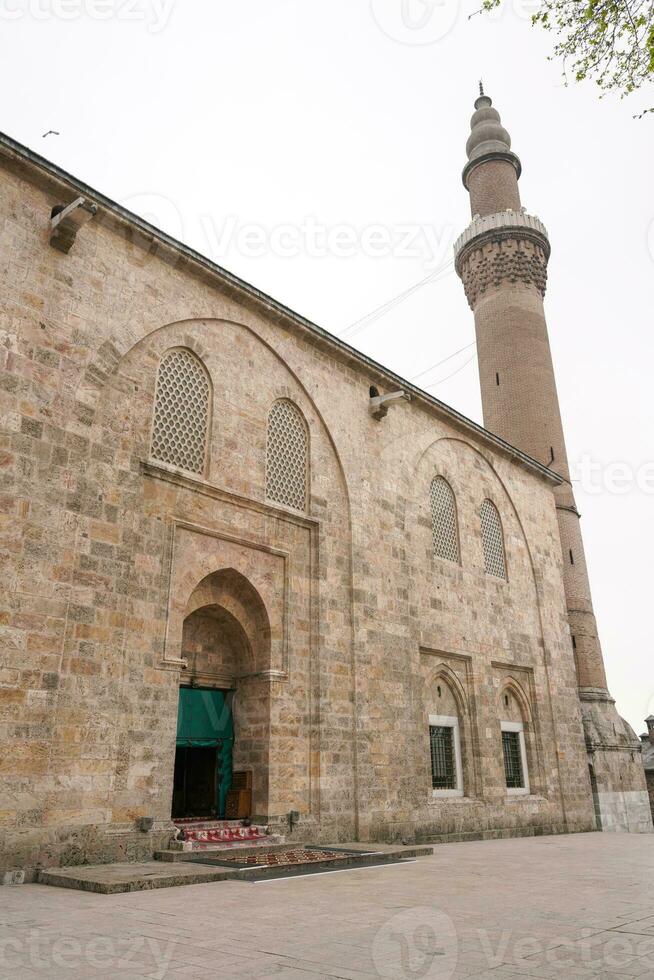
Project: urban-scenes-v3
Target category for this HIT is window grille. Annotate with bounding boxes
[266,400,308,511]
[502,730,524,789]
[429,725,456,790]
[480,499,507,579]
[151,349,210,475]
[429,477,459,563]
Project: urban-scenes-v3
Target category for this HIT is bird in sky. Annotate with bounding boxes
[42,130,59,138]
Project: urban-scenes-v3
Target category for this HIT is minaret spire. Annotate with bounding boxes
[463,89,521,216]
[454,93,652,834]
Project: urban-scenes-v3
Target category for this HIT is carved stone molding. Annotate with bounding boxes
[454,209,551,309]
[454,209,549,257]
[456,236,549,309]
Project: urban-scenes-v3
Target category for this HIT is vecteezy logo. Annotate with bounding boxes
[116,191,185,266]
[370,0,459,45]
[119,192,185,241]
[371,905,458,979]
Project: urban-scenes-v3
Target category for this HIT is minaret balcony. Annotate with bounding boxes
[454,209,550,270]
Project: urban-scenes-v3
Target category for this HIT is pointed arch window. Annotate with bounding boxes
[427,672,468,798]
[480,498,507,579]
[501,723,528,793]
[266,400,308,511]
[500,684,535,796]
[151,348,211,475]
[429,477,460,563]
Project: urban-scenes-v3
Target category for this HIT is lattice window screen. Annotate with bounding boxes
[266,401,308,511]
[480,499,507,579]
[151,349,210,475]
[430,477,459,563]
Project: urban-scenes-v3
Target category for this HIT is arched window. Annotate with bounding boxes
[428,676,465,797]
[500,686,532,796]
[480,498,507,580]
[266,400,308,511]
[429,477,460,563]
[151,348,210,475]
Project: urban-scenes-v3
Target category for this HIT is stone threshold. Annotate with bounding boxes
[36,844,434,894]
[155,839,291,862]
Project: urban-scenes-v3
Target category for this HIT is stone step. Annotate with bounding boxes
[173,818,255,830]
[188,834,285,851]
[155,837,288,862]
[38,844,434,894]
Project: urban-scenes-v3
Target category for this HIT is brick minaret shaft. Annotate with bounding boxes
[454,92,607,696]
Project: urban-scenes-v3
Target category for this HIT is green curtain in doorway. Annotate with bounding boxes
[176,687,233,817]
[217,737,233,819]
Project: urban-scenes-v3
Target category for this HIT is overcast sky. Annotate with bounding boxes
[2,1,652,735]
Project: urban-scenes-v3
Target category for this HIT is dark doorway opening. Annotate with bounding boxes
[172,745,218,819]
[588,763,602,831]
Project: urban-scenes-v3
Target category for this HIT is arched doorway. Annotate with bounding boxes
[172,568,272,821]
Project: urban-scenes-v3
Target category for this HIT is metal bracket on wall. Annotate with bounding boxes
[49,196,97,253]
[369,387,412,421]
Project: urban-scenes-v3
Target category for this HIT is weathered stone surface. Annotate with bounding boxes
[0,130,601,876]
[37,844,433,893]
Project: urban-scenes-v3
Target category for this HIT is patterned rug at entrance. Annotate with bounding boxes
[173,820,268,846]
[217,848,342,866]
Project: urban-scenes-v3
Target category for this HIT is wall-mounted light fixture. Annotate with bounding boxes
[369,386,412,421]
[50,196,97,253]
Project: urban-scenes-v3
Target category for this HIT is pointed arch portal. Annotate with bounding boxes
[172,568,273,820]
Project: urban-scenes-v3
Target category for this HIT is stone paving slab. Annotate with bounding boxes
[4,834,653,978]
[36,843,433,894]
[37,860,240,894]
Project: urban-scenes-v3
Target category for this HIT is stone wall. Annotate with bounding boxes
[646,771,654,822]
[0,146,596,874]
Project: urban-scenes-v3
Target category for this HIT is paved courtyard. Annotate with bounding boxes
[1,833,653,979]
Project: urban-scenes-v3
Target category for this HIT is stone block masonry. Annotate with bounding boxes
[0,126,600,876]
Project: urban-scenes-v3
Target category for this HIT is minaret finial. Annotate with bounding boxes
[464,90,521,189]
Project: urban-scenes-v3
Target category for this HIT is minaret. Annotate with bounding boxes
[454,89,652,832]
